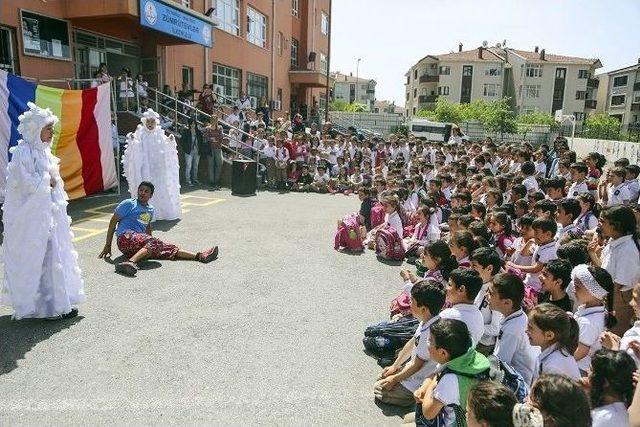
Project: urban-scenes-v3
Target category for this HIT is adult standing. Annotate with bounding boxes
[198,84,217,116]
[1,102,85,320]
[117,67,134,111]
[180,118,206,186]
[257,96,271,127]
[236,91,252,121]
[202,115,224,189]
[122,108,181,221]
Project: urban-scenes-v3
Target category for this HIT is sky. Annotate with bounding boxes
[330,0,640,106]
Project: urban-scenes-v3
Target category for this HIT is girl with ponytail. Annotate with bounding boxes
[570,264,616,375]
[527,303,581,383]
[487,211,514,260]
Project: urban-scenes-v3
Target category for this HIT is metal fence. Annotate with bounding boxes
[328,111,404,136]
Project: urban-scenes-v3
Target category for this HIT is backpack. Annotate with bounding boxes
[363,316,419,358]
[334,214,364,252]
[486,355,530,403]
[375,227,405,261]
[370,202,385,229]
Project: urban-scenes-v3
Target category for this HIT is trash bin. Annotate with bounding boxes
[231,159,257,196]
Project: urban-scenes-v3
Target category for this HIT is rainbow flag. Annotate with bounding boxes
[0,70,117,201]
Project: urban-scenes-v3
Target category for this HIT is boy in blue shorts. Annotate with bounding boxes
[99,181,219,276]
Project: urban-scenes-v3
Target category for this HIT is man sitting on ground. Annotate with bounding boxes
[99,181,219,276]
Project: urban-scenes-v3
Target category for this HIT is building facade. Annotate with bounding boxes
[404,44,601,123]
[330,71,376,111]
[0,0,331,116]
[596,60,640,126]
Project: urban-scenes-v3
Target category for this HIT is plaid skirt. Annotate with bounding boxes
[117,231,179,260]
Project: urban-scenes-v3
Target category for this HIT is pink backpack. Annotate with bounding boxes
[334,214,364,252]
[375,227,405,261]
[370,202,385,229]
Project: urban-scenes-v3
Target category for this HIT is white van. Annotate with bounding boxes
[408,118,453,142]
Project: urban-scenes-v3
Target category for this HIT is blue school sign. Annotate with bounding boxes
[139,0,213,47]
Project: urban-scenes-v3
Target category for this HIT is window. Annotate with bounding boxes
[406,75,410,85]
[438,66,450,75]
[483,83,501,97]
[611,95,626,106]
[524,84,541,98]
[290,37,299,68]
[216,0,240,36]
[247,73,268,101]
[462,65,473,76]
[0,26,18,74]
[575,91,586,100]
[414,69,418,80]
[413,107,416,115]
[292,0,299,17]
[181,66,193,91]
[277,31,283,56]
[20,10,71,60]
[213,63,241,102]
[553,87,563,101]
[320,52,327,73]
[578,70,589,79]
[406,92,409,101]
[525,64,543,78]
[574,112,585,121]
[438,86,449,95]
[613,75,628,87]
[247,7,267,48]
[485,68,501,76]
[555,68,566,79]
[413,88,417,97]
[321,12,329,35]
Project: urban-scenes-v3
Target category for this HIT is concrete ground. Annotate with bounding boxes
[0,187,411,426]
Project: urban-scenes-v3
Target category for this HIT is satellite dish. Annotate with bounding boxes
[482,40,488,48]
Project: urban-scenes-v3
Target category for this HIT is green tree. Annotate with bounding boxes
[516,111,558,139]
[583,113,622,140]
[344,103,368,113]
[483,97,517,139]
[328,100,349,111]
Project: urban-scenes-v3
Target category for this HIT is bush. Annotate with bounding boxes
[583,113,623,140]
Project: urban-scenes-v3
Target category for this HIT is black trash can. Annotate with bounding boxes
[232,159,257,196]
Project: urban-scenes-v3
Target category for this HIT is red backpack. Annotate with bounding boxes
[370,202,385,229]
[375,227,405,261]
[334,214,364,252]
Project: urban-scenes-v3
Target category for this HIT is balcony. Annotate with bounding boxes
[585,99,597,109]
[587,78,599,88]
[289,65,333,88]
[418,95,438,103]
[419,74,439,83]
[632,103,640,112]
[634,82,640,91]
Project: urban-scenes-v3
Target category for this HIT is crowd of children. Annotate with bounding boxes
[328,132,640,426]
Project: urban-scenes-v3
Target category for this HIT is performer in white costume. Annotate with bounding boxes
[122,108,181,221]
[1,102,85,320]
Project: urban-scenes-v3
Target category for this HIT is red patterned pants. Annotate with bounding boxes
[117,232,179,260]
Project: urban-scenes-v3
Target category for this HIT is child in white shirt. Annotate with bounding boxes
[567,162,589,198]
[606,166,631,206]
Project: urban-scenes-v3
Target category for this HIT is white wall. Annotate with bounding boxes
[570,137,640,165]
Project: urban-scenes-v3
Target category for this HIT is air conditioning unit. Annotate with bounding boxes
[213,84,224,95]
[249,96,258,109]
[272,100,282,111]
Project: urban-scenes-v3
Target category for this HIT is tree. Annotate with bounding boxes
[483,97,517,140]
[344,103,368,113]
[328,100,349,111]
[516,111,558,139]
[583,113,622,140]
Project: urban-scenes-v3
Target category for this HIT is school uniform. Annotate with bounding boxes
[522,175,539,193]
[556,223,581,241]
[607,183,631,206]
[625,179,640,202]
[567,180,588,198]
[602,234,640,335]
[441,187,452,201]
[573,305,606,373]
[431,372,463,426]
[620,320,640,368]
[532,343,580,384]
[534,161,547,176]
[474,283,503,351]
[493,309,538,385]
[525,241,559,292]
[385,211,403,239]
[457,256,471,268]
[575,211,598,232]
[440,303,484,347]
[591,402,629,427]
[400,316,441,393]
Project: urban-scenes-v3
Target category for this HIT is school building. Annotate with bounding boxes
[0,0,332,115]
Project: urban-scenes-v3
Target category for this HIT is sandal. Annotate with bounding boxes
[197,246,219,263]
[115,261,138,276]
[44,308,79,321]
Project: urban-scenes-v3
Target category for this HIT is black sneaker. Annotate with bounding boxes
[45,308,78,321]
[115,261,138,276]
[197,246,219,263]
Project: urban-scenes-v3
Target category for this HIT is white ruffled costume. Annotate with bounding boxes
[1,102,85,319]
[122,109,181,221]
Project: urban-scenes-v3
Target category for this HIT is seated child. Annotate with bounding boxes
[587,349,635,427]
[310,165,330,193]
[489,273,538,385]
[294,164,314,192]
[538,259,573,312]
[414,319,490,426]
[528,374,591,427]
[448,231,477,268]
[374,280,446,407]
[555,198,582,243]
[441,268,485,346]
[528,303,580,382]
[466,381,517,427]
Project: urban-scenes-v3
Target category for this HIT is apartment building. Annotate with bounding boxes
[0,0,331,115]
[596,60,640,127]
[330,71,376,111]
[404,43,601,122]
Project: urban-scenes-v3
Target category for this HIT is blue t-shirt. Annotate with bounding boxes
[115,198,154,236]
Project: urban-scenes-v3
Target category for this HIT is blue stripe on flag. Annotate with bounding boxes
[7,73,36,156]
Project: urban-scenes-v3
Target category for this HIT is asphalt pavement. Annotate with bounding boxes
[0,188,410,426]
